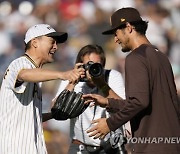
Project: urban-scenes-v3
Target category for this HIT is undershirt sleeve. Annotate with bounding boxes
[108,69,125,99]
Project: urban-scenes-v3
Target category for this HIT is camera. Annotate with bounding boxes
[79,61,104,82]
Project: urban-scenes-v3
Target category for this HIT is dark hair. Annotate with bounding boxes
[76,44,106,67]
[24,41,31,51]
[24,36,43,51]
[129,20,148,35]
[117,20,148,35]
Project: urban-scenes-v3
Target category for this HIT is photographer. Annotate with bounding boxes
[55,44,129,154]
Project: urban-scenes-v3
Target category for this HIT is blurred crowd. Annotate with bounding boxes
[0,0,180,153]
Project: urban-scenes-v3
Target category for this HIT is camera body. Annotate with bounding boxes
[79,61,104,82]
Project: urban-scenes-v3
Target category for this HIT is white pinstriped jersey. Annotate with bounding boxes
[0,56,47,154]
[56,69,126,146]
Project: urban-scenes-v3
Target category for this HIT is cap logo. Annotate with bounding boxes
[47,26,53,30]
[120,18,125,22]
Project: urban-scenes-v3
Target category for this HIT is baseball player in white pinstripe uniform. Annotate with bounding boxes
[0,24,85,154]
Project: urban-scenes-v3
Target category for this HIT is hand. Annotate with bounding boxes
[83,94,108,108]
[87,118,110,139]
[62,63,85,83]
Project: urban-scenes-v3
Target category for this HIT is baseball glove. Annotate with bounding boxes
[51,89,89,120]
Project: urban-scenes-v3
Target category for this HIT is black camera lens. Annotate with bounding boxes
[79,61,103,82]
[89,63,103,77]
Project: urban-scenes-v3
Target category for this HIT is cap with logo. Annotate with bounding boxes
[24,24,68,44]
[102,7,142,35]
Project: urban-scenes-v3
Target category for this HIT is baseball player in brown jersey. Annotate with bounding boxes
[83,8,180,154]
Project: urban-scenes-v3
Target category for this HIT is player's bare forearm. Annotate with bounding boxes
[18,66,84,83]
[92,76,122,99]
[99,84,122,99]
[42,112,53,122]
[18,68,63,82]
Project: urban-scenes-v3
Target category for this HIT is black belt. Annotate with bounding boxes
[72,139,100,148]
[72,139,120,154]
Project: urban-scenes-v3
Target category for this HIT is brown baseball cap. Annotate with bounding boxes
[102,7,142,35]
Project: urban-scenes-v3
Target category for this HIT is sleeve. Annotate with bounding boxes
[54,80,69,98]
[108,69,125,99]
[54,80,84,99]
[106,54,150,131]
[6,57,32,93]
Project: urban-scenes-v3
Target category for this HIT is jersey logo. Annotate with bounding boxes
[120,18,125,22]
[47,26,53,30]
